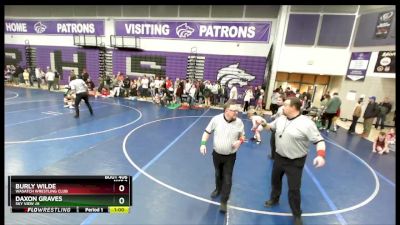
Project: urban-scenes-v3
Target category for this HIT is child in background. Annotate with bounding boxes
[372,131,389,154]
[153,88,162,105]
[247,109,267,144]
[386,128,396,152]
[63,85,75,109]
[255,89,264,111]
[100,87,111,98]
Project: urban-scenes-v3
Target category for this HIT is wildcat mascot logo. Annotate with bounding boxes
[217,63,255,88]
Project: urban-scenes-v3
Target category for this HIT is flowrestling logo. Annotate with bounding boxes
[34,22,47,33]
[176,23,195,38]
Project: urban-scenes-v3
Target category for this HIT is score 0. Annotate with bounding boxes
[114,183,129,206]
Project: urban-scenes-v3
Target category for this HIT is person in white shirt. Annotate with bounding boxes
[45,69,55,91]
[243,86,254,112]
[256,89,264,111]
[69,77,93,118]
[228,85,238,104]
[188,84,197,108]
[154,76,161,94]
[35,67,42,88]
[141,75,150,98]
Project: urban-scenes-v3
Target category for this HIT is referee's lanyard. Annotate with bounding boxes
[279,113,301,138]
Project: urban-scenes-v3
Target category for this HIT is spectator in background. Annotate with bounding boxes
[270,89,280,114]
[86,78,96,96]
[100,87,111,98]
[35,67,42,88]
[111,76,123,97]
[322,92,341,132]
[23,68,30,86]
[320,91,330,102]
[175,79,184,104]
[45,69,55,91]
[243,86,254,113]
[81,68,89,81]
[69,69,76,82]
[348,99,363,134]
[211,82,219,105]
[136,77,142,97]
[141,75,150,99]
[29,67,35,87]
[386,128,396,152]
[160,87,173,106]
[284,87,295,98]
[203,80,213,108]
[255,89,264,111]
[188,83,197,108]
[129,79,138,97]
[54,69,60,90]
[223,84,229,104]
[375,97,392,130]
[332,107,340,132]
[253,86,261,107]
[122,75,131,97]
[372,131,389,154]
[165,76,173,92]
[149,77,156,98]
[227,84,238,104]
[4,65,13,83]
[319,94,331,130]
[14,65,24,86]
[295,90,301,98]
[154,76,161,95]
[300,95,311,115]
[361,96,379,138]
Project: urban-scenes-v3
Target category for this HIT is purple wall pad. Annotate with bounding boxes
[6,44,100,86]
[5,44,267,96]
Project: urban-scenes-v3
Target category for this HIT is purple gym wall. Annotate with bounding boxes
[5,44,100,86]
[5,44,267,92]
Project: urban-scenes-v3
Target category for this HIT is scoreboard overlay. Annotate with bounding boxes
[8,175,132,213]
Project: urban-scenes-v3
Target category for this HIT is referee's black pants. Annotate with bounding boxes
[75,92,93,117]
[212,151,236,203]
[269,131,276,159]
[269,153,307,217]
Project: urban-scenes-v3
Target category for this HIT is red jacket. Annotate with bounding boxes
[336,108,341,117]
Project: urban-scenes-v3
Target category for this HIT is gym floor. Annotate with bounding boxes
[5,86,395,225]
